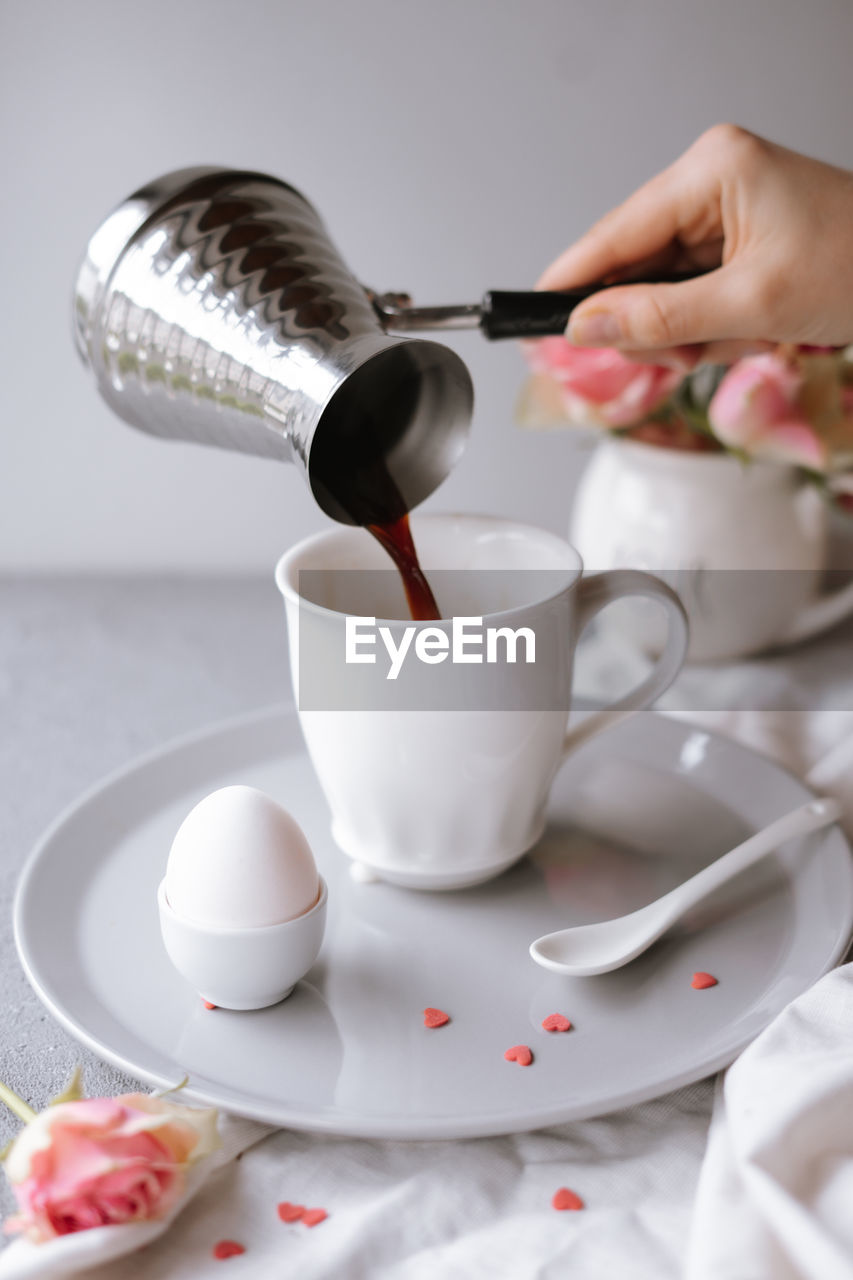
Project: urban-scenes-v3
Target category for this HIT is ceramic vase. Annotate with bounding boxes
[569,436,853,663]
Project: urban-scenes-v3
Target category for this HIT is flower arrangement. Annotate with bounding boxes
[518,340,853,506]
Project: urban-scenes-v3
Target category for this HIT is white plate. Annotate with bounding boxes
[14,706,853,1140]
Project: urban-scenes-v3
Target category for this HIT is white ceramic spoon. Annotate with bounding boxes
[530,797,842,977]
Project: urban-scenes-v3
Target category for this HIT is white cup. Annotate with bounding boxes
[275,514,688,891]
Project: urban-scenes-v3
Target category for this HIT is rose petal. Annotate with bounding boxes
[522,340,678,428]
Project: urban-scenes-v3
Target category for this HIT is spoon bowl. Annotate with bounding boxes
[530,798,841,977]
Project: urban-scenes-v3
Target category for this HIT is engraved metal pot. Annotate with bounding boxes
[73,167,474,524]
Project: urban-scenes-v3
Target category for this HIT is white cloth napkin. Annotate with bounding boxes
[3,709,853,1279]
[681,709,853,1280]
[686,966,853,1280]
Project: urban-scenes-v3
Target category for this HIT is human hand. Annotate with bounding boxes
[538,124,853,366]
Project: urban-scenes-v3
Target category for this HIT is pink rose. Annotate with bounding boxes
[4,1094,219,1243]
[709,353,828,470]
[519,338,680,429]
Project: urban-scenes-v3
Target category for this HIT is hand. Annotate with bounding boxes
[538,124,853,366]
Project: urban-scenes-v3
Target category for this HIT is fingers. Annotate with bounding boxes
[536,125,760,293]
[535,124,807,350]
[604,240,725,282]
[622,339,775,368]
[697,339,775,363]
[535,137,727,292]
[565,267,762,350]
[537,168,684,290]
[620,345,702,372]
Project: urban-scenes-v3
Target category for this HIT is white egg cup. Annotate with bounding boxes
[157,877,328,1011]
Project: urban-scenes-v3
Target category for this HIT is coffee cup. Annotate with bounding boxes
[275,514,688,891]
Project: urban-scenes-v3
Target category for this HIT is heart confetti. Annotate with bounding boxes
[212,1239,246,1259]
[542,1013,572,1033]
[423,1007,450,1028]
[202,1000,217,1010]
[552,1187,584,1211]
[277,1202,306,1223]
[691,972,718,989]
[302,1208,328,1228]
[504,1045,533,1066]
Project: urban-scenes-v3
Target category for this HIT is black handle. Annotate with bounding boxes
[481,274,704,340]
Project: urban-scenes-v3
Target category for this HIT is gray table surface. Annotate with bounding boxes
[0,578,290,1219]
[2,575,853,1222]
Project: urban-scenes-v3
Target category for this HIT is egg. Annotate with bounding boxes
[165,785,320,928]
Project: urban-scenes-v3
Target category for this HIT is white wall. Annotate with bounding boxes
[3,0,853,572]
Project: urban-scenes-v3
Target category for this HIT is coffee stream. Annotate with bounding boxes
[308,354,443,621]
[367,515,441,622]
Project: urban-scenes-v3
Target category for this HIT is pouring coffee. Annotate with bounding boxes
[73,167,699,616]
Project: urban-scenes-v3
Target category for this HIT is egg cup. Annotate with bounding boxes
[157,877,328,1011]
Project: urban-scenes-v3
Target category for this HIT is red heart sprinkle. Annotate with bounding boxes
[203,1001,217,1010]
[691,972,718,989]
[542,1013,572,1033]
[302,1208,328,1227]
[504,1044,533,1066]
[277,1201,306,1223]
[552,1187,584,1211]
[213,1239,245,1259]
[423,1007,450,1028]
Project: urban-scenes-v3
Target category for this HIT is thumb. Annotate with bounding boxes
[566,268,756,351]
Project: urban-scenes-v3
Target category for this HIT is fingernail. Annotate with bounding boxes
[566,310,621,346]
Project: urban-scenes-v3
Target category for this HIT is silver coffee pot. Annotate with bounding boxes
[73,166,682,524]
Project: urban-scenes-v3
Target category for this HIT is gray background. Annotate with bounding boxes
[4,0,853,572]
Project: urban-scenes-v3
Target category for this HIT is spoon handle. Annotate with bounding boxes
[656,798,842,925]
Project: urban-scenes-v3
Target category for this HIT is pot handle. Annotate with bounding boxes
[776,578,853,646]
[562,570,689,759]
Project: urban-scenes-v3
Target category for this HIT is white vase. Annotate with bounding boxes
[569,436,853,663]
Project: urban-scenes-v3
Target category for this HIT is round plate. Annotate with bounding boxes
[14,707,853,1139]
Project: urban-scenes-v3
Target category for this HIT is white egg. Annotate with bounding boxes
[165,785,319,928]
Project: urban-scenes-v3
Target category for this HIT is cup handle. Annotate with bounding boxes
[775,579,853,646]
[562,570,689,760]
